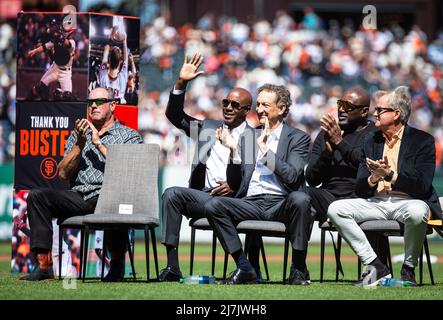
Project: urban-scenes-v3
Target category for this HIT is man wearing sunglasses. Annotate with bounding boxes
[305,87,392,277]
[159,53,254,282]
[21,87,143,282]
[205,84,311,285]
[328,86,442,287]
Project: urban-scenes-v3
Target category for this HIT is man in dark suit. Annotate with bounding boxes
[306,87,390,272]
[328,86,442,287]
[160,53,254,281]
[205,84,312,285]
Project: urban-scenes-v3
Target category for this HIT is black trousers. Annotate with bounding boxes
[161,187,212,247]
[306,187,389,265]
[205,192,313,254]
[27,188,126,254]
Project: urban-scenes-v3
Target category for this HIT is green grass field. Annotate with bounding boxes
[1,240,443,300]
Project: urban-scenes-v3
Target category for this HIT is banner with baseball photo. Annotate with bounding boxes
[89,14,140,106]
[13,11,140,277]
[16,12,139,106]
[12,101,136,276]
[16,12,90,102]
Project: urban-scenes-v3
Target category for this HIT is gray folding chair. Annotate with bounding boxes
[81,144,160,282]
[189,217,218,277]
[229,220,290,283]
[358,220,435,285]
[189,216,273,280]
[58,217,135,280]
[319,220,344,282]
[321,219,435,285]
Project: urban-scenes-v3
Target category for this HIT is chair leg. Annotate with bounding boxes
[419,246,424,285]
[101,230,106,281]
[335,235,342,282]
[127,232,136,279]
[320,229,325,283]
[283,238,289,283]
[260,237,270,281]
[190,227,196,276]
[144,226,150,282]
[211,232,217,276]
[223,251,228,280]
[82,226,90,283]
[78,229,84,280]
[150,228,159,279]
[244,234,250,256]
[423,237,434,285]
[386,238,393,277]
[58,226,63,280]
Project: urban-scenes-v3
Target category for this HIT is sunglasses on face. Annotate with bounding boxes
[375,107,396,116]
[222,99,250,110]
[87,98,115,107]
[337,99,365,113]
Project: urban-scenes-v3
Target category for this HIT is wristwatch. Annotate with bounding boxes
[95,140,104,147]
[384,170,394,182]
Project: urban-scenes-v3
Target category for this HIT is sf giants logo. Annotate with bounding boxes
[40,157,58,180]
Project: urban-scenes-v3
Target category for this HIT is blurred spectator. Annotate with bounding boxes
[2,7,443,171]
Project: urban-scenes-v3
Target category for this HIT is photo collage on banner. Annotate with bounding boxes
[13,12,139,278]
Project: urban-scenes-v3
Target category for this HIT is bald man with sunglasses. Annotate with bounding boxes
[327,86,442,287]
[159,53,255,282]
[305,87,396,276]
[20,87,143,282]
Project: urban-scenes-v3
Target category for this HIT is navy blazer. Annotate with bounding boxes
[236,123,311,198]
[166,91,253,193]
[356,125,442,219]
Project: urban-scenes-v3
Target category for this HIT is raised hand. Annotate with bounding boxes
[86,120,101,146]
[75,119,89,147]
[178,52,205,85]
[320,113,342,146]
[257,116,270,154]
[216,127,237,150]
[366,157,390,183]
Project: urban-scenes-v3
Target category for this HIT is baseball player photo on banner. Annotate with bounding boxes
[89,14,140,106]
[16,12,89,102]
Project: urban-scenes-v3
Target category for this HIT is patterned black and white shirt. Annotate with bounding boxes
[64,120,143,200]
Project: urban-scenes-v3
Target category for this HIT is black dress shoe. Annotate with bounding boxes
[219,268,257,285]
[20,266,54,281]
[288,268,310,285]
[158,266,183,282]
[103,267,124,282]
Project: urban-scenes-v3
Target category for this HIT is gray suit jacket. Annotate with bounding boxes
[236,123,311,198]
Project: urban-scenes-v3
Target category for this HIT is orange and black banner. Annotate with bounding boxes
[14,101,86,190]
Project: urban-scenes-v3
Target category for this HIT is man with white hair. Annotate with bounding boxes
[327,86,442,287]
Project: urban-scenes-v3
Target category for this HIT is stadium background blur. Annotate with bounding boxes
[1,0,443,240]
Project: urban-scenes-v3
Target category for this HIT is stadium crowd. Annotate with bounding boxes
[1,8,443,167]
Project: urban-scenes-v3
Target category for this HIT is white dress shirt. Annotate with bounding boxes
[171,88,246,190]
[205,121,246,189]
[247,122,287,196]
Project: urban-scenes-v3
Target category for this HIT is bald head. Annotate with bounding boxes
[222,87,252,129]
[337,86,370,130]
[230,87,253,108]
[342,86,370,107]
